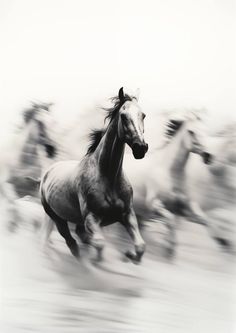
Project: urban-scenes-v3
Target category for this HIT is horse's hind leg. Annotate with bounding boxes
[54,218,80,258]
[188,201,232,251]
[42,200,79,258]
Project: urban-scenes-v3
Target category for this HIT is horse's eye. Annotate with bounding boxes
[142,113,146,119]
[188,130,194,136]
[123,105,126,110]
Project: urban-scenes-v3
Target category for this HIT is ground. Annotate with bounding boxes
[0,203,235,333]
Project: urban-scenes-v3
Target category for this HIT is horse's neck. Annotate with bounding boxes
[162,127,190,181]
[97,118,125,186]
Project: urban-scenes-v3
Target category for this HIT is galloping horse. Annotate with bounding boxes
[187,122,236,248]
[124,111,214,256]
[0,102,57,230]
[40,88,148,263]
[2,102,57,198]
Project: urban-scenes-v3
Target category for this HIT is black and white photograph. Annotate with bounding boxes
[0,0,235,332]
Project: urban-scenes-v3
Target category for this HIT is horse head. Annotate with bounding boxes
[184,115,213,164]
[117,87,148,159]
[24,102,57,158]
[165,110,213,165]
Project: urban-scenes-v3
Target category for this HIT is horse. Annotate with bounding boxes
[186,122,236,248]
[1,102,57,197]
[0,102,57,230]
[124,110,216,257]
[40,87,148,263]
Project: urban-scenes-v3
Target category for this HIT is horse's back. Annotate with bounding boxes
[41,160,81,222]
[41,160,79,194]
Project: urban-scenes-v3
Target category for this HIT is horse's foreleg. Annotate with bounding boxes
[122,208,146,263]
[84,213,105,262]
[188,201,232,250]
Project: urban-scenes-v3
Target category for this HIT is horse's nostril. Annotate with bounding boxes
[45,144,56,158]
[132,142,147,159]
[202,152,212,165]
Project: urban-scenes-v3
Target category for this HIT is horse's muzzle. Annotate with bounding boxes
[202,152,212,164]
[132,142,148,159]
[45,144,57,158]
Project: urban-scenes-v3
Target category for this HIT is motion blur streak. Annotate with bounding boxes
[0,105,235,333]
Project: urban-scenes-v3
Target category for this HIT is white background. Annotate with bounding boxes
[0,0,235,140]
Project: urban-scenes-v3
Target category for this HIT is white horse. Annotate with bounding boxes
[124,111,217,257]
[186,123,236,248]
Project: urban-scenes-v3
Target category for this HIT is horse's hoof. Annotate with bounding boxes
[70,245,80,258]
[215,237,232,250]
[165,246,175,259]
[124,251,141,265]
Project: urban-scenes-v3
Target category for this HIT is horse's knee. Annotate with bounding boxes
[91,234,105,250]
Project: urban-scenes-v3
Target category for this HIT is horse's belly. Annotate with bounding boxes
[48,194,81,223]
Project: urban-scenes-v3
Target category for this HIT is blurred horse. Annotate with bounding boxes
[187,123,236,248]
[0,102,57,230]
[7,102,57,196]
[124,111,215,257]
[40,87,148,263]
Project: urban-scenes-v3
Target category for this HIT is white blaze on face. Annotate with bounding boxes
[188,118,209,152]
[127,101,145,141]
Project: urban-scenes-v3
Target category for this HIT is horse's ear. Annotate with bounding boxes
[118,87,124,102]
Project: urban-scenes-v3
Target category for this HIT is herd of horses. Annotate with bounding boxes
[1,88,235,264]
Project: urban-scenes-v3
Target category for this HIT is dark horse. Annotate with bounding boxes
[40,88,148,263]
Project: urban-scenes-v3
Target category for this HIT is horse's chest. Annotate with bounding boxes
[87,188,127,221]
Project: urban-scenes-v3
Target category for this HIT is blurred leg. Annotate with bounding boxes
[122,208,146,263]
[151,199,176,257]
[1,182,20,232]
[40,213,54,248]
[84,213,105,261]
[188,200,232,250]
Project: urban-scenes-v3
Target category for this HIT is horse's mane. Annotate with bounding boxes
[162,109,204,143]
[86,129,106,155]
[164,119,184,140]
[104,93,133,122]
[86,91,133,155]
